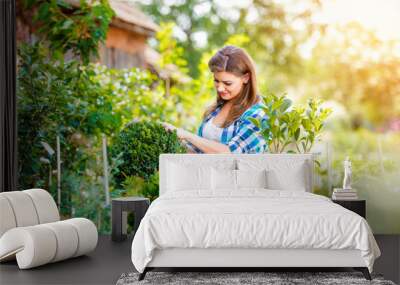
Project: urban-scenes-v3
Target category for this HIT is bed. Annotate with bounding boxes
[131,154,381,281]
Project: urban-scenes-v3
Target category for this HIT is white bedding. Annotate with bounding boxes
[131,190,380,273]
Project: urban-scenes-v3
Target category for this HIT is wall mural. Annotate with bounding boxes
[16,0,400,234]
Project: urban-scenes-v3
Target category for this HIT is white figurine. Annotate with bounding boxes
[343,156,352,190]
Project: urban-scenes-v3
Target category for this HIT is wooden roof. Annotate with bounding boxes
[64,0,159,36]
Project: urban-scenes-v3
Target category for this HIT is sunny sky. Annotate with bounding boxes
[316,0,400,40]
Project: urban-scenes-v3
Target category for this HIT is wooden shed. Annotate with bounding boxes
[66,0,159,69]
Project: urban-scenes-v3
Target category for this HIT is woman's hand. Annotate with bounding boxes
[161,122,189,140]
[161,121,230,153]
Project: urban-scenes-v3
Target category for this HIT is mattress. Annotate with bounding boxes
[131,190,380,273]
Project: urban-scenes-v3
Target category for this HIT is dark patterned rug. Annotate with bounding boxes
[116,271,396,285]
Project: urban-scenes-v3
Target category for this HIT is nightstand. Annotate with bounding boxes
[112,197,150,242]
[332,199,366,218]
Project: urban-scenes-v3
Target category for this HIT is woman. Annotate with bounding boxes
[162,45,269,154]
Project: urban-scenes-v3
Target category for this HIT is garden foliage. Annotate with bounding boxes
[111,121,186,186]
[250,93,332,153]
[23,0,114,64]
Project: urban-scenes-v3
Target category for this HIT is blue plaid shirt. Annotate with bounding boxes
[186,101,270,153]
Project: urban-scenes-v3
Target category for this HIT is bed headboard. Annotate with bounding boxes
[159,154,315,196]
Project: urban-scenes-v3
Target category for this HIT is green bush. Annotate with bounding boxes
[17,43,121,190]
[111,121,186,186]
[142,172,160,202]
[118,171,159,201]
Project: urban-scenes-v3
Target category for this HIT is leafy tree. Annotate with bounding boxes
[22,0,114,64]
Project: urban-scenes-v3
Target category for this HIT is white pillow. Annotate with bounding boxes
[266,162,307,191]
[236,169,268,189]
[167,162,212,191]
[237,158,309,192]
[211,168,268,191]
[212,168,237,191]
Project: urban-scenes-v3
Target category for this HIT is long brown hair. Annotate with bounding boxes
[204,45,260,127]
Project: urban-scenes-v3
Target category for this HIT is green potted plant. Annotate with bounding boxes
[250,93,332,154]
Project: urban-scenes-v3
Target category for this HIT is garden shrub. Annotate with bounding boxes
[141,172,160,202]
[119,172,159,201]
[111,121,186,186]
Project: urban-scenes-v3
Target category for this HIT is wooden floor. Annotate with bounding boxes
[0,235,133,285]
[0,235,399,285]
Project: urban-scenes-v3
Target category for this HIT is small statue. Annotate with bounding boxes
[343,156,352,190]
